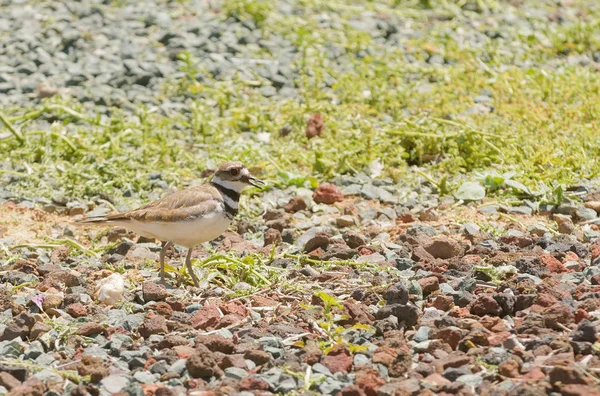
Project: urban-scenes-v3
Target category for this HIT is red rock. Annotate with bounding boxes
[264,228,282,245]
[142,282,169,301]
[591,244,600,262]
[339,385,367,396]
[191,304,221,330]
[219,354,247,370]
[431,296,454,311]
[549,366,590,385]
[423,373,452,386]
[480,316,508,332]
[435,328,462,350]
[470,295,502,316]
[388,347,412,377]
[306,113,324,139]
[304,232,331,253]
[540,253,569,273]
[321,345,352,373]
[313,184,344,204]
[438,355,471,370]
[153,302,173,316]
[564,251,580,262]
[536,292,558,307]
[308,247,326,259]
[561,384,600,396]
[284,197,307,213]
[238,376,270,391]
[77,355,109,383]
[463,254,483,264]
[411,245,434,263]
[424,237,462,259]
[0,372,21,390]
[355,369,385,396]
[488,331,511,347]
[542,304,574,330]
[372,346,397,366]
[244,350,271,366]
[449,307,470,319]
[418,276,439,294]
[398,212,416,223]
[77,322,105,336]
[65,303,88,318]
[522,368,545,381]
[498,359,520,378]
[166,300,185,312]
[591,274,600,285]
[173,345,196,359]
[344,301,375,324]
[139,315,168,338]
[186,350,220,378]
[217,314,243,328]
[194,334,235,354]
[219,300,248,317]
[499,235,534,247]
[574,309,589,323]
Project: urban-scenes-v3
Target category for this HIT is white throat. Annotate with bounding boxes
[212,176,247,194]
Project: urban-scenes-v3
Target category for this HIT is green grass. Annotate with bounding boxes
[2,0,600,207]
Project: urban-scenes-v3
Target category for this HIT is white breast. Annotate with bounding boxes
[115,207,232,248]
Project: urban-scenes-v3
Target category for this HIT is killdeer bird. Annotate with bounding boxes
[79,162,264,287]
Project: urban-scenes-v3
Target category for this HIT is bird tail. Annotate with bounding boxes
[76,216,111,225]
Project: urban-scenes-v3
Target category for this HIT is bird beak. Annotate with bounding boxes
[247,175,265,188]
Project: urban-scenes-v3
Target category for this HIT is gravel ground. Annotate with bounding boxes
[2,0,600,395]
[2,179,600,395]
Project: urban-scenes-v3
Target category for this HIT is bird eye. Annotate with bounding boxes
[230,168,240,176]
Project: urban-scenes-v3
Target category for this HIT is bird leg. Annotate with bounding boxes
[185,248,199,287]
[159,241,172,284]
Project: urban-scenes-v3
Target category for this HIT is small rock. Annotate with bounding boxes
[306,113,324,139]
[554,214,575,234]
[571,319,597,342]
[238,375,270,391]
[0,312,35,341]
[424,237,462,259]
[313,184,344,204]
[343,231,367,248]
[549,366,589,385]
[42,295,63,311]
[139,315,168,338]
[0,372,20,390]
[418,276,439,294]
[186,350,220,378]
[336,215,357,228]
[284,197,307,213]
[78,322,105,336]
[66,303,88,318]
[244,350,271,366]
[385,283,409,305]
[471,295,502,317]
[419,208,440,222]
[321,345,353,373]
[142,282,169,302]
[191,304,221,330]
[194,334,234,354]
[264,228,282,245]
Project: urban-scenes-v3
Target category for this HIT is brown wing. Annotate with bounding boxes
[106,185,222,223]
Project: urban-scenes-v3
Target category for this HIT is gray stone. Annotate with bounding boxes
[100,374,130,394]
[133,371,156,384]
[413,326,431,342]
[224,367,248,379]
[456,374,483,387]
[168,359,187,375]
[318,377,345,394]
